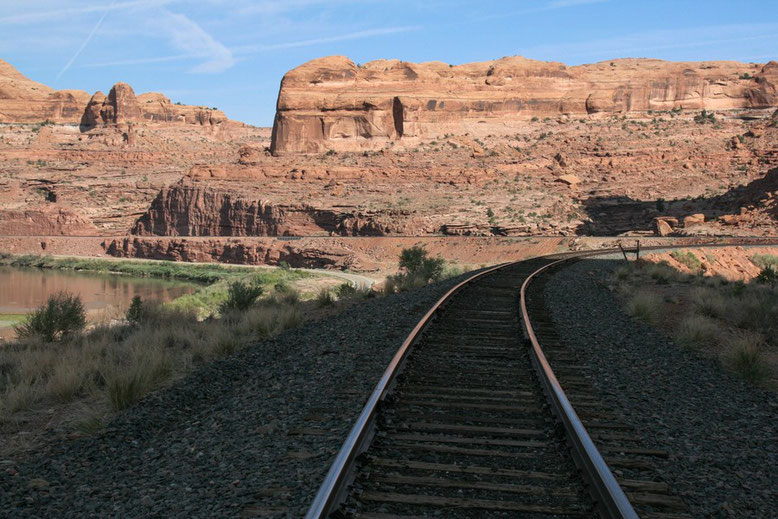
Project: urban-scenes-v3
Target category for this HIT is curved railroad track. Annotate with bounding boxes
[306,243,778,518]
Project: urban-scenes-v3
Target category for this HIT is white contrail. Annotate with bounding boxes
[55,0,118,82]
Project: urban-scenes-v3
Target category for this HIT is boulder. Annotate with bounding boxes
[556,174,580,186]
[682,213,706,227]
[653,218,674,236]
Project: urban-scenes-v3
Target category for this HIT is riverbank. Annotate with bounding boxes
[0,254,329,320]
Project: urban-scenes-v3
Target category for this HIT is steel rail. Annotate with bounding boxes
[520,257,639,519]
[304,262,512,519]
[306,242,778,518]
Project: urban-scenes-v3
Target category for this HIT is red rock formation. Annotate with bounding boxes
[132,180,394,237]
[0,59,90,123]
[0,59,234,128]
[271,56,778,154]
[0,207,98,235]
[104,237,366,270]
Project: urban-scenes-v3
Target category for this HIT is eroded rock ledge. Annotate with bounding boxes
[271,55,778,154]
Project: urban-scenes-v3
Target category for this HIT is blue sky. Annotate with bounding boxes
[2,0,777,126]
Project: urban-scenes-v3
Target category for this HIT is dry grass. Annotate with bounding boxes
[675,313,723,350]
[723,332,772,384]
[0,296,305,423]
[626,290,663,324]
[614,257,777,389]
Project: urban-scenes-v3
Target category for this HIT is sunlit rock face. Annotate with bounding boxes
[271,55,778,154]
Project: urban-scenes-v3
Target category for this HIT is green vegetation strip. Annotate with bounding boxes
[0,254,312,317]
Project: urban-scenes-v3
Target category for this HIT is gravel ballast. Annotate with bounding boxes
[0,277,466,518]
[545,259,777,518]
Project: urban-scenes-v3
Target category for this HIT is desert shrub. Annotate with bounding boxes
[626,290,663,323]
[693,109,716,124]
[316,288,336,307]
[335,282,357,298]
[751,254,778,270]
[724,332,770,384]
[643,261,681,284]
[676,313,722,349]
[271,281,301,306]
[690,287,729,319]
[126,296,149,325]
[14,292,86,342]
[399,246,445,282]
[104,347,173,411]
[670,251,702,272]
[219,280,263,313]
[756,266,778,285]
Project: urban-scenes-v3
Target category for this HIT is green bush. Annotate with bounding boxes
[399,246,444,282]
[126,296,148,325]
[315,288,336,307]
[14,292,86,342]
[335,283,357,298]
[693,109,716,124]
[670,251,702,272]
[219,281,263,313]
[756,266,778,285]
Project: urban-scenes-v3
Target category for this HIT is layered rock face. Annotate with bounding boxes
[0,207,98,236]
[0,59,230,128]
[0,60,90,123]
[271,56,778,153]
[132,180,393,237]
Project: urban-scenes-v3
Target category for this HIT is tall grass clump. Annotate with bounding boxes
[690,287,729,319]
[315,287,335,307]
[14,292,86,342]
[219,280,263,313]
[676,313,722,349]
[723,332,771,384]
[626,290,663,324]
[670,250,702,272]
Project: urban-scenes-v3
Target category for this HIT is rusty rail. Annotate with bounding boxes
[520,258,639,519]
[304,262,511,519]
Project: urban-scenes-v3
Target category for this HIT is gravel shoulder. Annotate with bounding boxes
[0,276,466,518]
[545,259,778,518]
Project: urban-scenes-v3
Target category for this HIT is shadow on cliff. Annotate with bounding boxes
[576,167,778,235]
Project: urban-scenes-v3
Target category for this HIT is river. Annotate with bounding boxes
[0,266,197,340]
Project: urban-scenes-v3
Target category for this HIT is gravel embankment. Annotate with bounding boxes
[0,277,466,518]
[545,259,777,518]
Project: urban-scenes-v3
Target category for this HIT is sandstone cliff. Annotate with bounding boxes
[271,56,778,154]
[132,180,397,237]
[0,59,232,128]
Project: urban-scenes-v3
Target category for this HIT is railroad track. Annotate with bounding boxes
[306,253,698,518]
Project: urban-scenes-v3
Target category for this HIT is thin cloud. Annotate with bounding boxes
[55,0,117,82]
[234,26,420,53]
[0,0,176,25]
[148,10,235,73]
[81,25,418,70]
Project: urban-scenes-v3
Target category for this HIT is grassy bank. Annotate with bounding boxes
[0,253,265,284]
[613,257,777,389]
[0,254,313,318]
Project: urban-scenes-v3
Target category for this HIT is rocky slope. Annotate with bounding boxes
[271,56,778,154]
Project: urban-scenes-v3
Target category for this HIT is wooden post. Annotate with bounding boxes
[618,243,629,262]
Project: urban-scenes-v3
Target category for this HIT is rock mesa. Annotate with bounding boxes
[271,56,778,154]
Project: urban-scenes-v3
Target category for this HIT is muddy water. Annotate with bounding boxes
[0,267,197,340]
